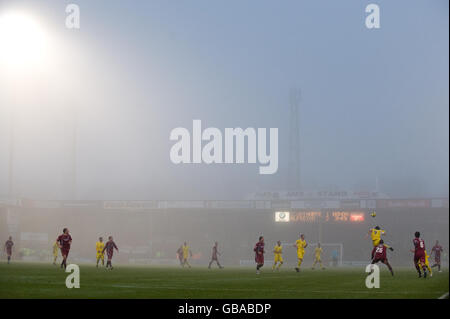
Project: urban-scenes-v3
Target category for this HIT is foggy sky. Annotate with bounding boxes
[0,0,448,200]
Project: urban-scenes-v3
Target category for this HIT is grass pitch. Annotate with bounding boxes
[0,261,447,299]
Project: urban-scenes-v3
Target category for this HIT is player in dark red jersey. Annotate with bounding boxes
[254,236,265,274]
[57,228,72,269]
[371,240,394,276]
[102,236,118,270]
[411,231,428,278]
[430,240,444,272]
[208,242,223,269]
[4,236,14,264]
[176,245,184,266]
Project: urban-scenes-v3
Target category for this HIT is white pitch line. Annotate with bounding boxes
[438,292,449,299]
[108,284,441,295]
[12,281,445,297]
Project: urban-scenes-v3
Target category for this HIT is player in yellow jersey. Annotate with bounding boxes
[272,241,283,271]
[294,234,307,272]
[52,240,59,265]
[419,250,433,277]
[368,226,386,247]
[96,237,105,267]
[179,242,192,268]
[312,243,325,270]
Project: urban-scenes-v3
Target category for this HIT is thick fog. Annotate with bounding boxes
[0,0,448,268]
[0,0,448,200]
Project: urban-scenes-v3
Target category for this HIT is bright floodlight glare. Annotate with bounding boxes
[0,11,48,71]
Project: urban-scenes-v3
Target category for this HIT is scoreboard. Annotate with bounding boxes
[275,210,365,223]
